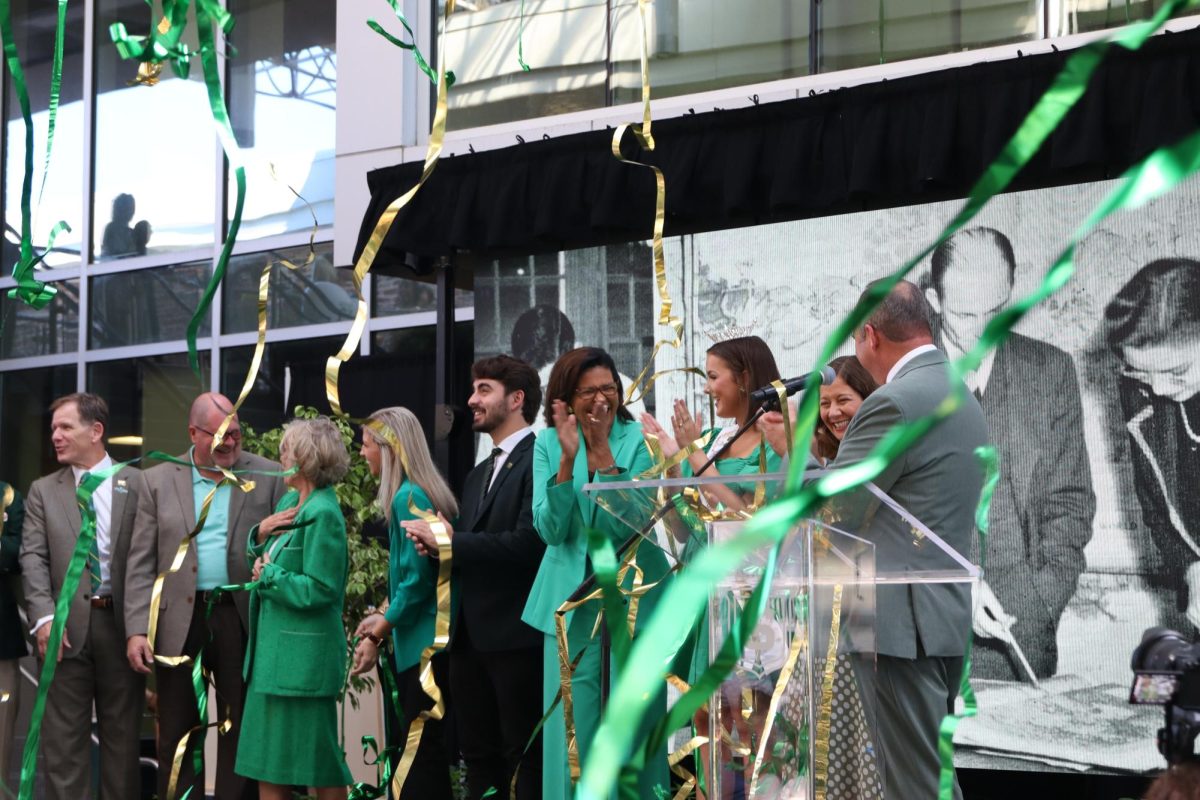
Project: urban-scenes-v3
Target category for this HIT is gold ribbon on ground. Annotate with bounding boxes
[813,584,844,800]
[325,0,455,418]
[389,512,451,797]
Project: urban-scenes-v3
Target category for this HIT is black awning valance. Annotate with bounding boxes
[354,24,1200,271]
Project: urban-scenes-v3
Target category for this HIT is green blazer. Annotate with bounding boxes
[521,418,669,635]
[383,481,442,672]
[245,487,348,697]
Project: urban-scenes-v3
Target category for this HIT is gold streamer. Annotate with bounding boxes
[812,584,844,800]
[666,734,709,800]
[747,604,807,795]
[164,702,232,800]
[325,0,455,418]
[770,379,793,460]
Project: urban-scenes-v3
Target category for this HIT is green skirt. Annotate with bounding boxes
[235,690,353,788]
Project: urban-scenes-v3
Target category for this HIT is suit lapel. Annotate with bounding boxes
[53,468,81,535]
[172,461,197,534]
[473,434,533,526]
[110,467,129,532]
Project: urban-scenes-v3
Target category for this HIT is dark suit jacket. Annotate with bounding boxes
[832,348,989,660]
[452,431,544,652]
[0,483,27,660]
[20,465,143,656]
[971,333,1095,679]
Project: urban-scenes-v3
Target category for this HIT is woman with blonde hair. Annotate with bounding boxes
[237,417,353,799]
[350,406,458,799]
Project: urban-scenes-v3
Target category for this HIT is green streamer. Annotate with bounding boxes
[517,0,531,72]
[368,0,456,88]
[0,0,69,309]
[936,445,998,799]
[577,4,1200,797]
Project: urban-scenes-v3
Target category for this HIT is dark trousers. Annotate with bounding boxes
[853,651,964,800]
[449,620,542,800]
[41,606,144,800]
[156,598,255,800]
[391,653,452,800]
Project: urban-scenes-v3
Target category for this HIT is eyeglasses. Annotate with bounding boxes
[574,383,619,401]
[194,426,242,443]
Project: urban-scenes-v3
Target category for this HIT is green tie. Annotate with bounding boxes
[81,472,101,595]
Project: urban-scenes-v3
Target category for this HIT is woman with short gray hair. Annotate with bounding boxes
[236,416,353,799]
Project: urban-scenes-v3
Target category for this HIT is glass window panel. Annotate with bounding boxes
[0,364,76,492]
[2,0,86,269]
[94,0,214,259]
[221,336,343,433]
[222,243,355,334]
[1057,0,1200,34]
[819,0,1037,73]
[227,0,336,240]
[610,0,810,105]
[90,261,212,348]
[0,279,80,358]
[455,287,473,309]
[373,273,437,316]
[445,0,608,131]
[88,353,211,461]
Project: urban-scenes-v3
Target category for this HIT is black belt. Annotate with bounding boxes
[197,590,234,606]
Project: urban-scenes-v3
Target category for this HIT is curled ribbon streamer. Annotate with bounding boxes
[0,0,68,309]
[326,0,455,420]
[935,446,998,799]
[388,513,451,797]
[770,380,793,460]
[368,0,456,87]
[666,734,708,800]
[747,610,808,797]
[812,585,844,800]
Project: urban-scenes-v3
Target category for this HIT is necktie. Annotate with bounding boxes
[477,447,503,515]
[80,472,101,594]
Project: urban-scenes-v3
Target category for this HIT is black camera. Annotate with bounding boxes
[1130,627,1200,764]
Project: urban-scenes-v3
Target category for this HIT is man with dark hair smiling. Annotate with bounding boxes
[405,355,545,799]
[20,392,145,799]
[838,279,988,800]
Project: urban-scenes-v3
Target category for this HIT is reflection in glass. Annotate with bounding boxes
[1057,0,1200,34]
[445,0,607,130]
[227,0,336,239]
[373,273,438,316]
[2,0,86,268]
[0,279,80,358]
[222,243,355,334]
[0,365,76,491]
[90,261,212,348]
[819,0,1037,73]
[88,353,211,459]
[95,0,215,257]
[610,0,810,105]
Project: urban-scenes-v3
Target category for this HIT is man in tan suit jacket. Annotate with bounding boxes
[19,392,144,800]
[124,392,286,800]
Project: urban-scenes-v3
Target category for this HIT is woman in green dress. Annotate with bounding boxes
[237,416,353,799]
[520,346,672,798]
[350,406,459,799]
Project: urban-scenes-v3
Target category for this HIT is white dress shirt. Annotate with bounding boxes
[486,426,535,494]
[886,344,940,384]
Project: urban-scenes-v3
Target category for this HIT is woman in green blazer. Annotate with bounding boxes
[519,346,671,798]
[237,417,352,799]
[350,406,459,800]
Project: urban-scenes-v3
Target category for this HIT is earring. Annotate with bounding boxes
[738,385,747,395]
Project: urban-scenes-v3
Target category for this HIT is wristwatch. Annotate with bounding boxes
[362,631,385,647]
[596,463,621,476]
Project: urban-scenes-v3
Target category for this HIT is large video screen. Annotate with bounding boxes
[474,175,1200,772]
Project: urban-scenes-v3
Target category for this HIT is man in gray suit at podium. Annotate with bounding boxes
[836,279,988,800]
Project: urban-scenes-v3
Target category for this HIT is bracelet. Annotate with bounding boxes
[596,463,621,476]
[362,631,385,647]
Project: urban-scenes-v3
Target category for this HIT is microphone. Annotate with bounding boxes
[749,366,838,410]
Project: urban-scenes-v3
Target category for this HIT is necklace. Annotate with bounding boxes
[1182,400,1200,444]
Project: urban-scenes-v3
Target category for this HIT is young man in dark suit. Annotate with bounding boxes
[405,355,545,800]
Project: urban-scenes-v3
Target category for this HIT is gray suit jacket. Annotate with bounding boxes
[19,464,143,657]
[124,451,287,657]
[972,333,1095,678]
[832,348,989,659]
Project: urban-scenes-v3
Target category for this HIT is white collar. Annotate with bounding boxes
[886,344,939,384]
[492,426,534,455]
[71,453,113,484]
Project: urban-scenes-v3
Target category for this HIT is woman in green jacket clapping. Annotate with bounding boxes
[237,416,352,799]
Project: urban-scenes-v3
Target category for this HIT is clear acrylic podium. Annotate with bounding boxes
[584,469,978,800]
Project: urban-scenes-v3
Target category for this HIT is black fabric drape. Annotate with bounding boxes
[354,25,1200,270]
